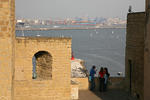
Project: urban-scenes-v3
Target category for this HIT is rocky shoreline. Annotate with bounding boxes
[71,58,88,78]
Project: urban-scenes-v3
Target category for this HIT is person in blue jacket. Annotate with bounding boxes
[89,65,96,91]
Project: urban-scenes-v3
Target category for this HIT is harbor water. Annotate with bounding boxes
[16,28,126,76]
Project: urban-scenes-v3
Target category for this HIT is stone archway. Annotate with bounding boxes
[33,51,52,80]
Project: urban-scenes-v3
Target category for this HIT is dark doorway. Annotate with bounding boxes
[128,60,132,93]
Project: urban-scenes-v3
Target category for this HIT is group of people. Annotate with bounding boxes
[89,65,110,92]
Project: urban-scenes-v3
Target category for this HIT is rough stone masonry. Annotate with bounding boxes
[0,0,73,100]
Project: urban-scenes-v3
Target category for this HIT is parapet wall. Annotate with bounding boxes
[126,12,146,100]
[72,77,125,91]
[71,78,89,90]
[14,37,72,100]
[94,77,125,91]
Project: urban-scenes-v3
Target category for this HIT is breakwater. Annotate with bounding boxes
[16,27,97,31]
[16,26,125,31]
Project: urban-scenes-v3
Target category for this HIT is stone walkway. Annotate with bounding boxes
[79,89,136,100]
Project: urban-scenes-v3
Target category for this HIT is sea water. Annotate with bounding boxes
[16,28,126,76]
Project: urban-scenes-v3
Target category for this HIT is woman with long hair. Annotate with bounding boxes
[99,67,105,92]
[104,67,110,91]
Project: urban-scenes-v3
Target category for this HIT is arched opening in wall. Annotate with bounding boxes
[32,51,52,80]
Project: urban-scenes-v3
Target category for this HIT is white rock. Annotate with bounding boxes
[71,59,88,78]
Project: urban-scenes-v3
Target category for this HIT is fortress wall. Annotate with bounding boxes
[126,12,146,100]
[0,0,15,100]
[14,37,72,100]
[146,0,150,10]
[71,78,89,90]
[144,9,150,100]
[72,77,125,91]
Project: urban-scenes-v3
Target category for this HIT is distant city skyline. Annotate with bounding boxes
[16,0,145,19]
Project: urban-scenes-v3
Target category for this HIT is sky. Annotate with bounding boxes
[16,0,145,19]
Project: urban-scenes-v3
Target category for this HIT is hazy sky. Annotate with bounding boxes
[16,0,145,19]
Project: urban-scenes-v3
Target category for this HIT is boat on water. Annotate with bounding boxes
[25,26,30,28]
[90,33,93,37]
[36,32,40,37]
[53,26,60,28]
[112,31,114,34]
[36,34,40,37]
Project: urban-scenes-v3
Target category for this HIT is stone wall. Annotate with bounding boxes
[146,0,150,10]
[0,0,73,100]
[0,0,15,100]
[14,37,72,100]
[71,78,89,90]
[126,12,146,100]
[144,8,150,100]
[71,83,78,99]
[72,77,125,91]
[90,77,125,91]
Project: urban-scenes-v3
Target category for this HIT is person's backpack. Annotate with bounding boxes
[89,76,92,81]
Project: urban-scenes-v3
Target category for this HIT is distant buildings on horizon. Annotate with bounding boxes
[16,17,126,28]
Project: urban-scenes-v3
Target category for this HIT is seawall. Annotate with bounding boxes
[71,77,125,91]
